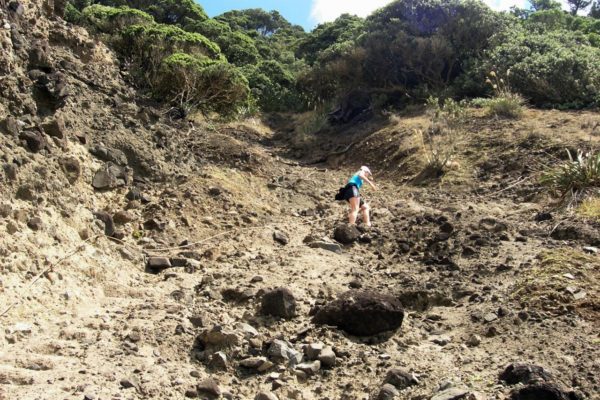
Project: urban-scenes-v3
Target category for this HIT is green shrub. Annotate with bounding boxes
[82,5,154,33]
[155,53,250,117]
[541,149,600,199]
[483,71,525,118]
[483,29,600,107]
[94,0,207,26]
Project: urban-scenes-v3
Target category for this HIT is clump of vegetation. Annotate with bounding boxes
[541,149,600,201]
[81,4,154,33]
[512,248,599,317]
[483,70,525,118]
[412,97,466,184]
[577,196,600,220]
[155,53,250,118]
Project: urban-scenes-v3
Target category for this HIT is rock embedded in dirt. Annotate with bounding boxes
[509,383,581,400]
[19,129,46,152]
[196,325,240,349]
[1,116,20,136]
[312,290,404,336]
[305,343,323,360]
[430,387,469,400]
[318,346,336,368]
[209,351,228,371]
[113,210,134,224]
[197,378,221,398]
[499,363,553,385]
[255,391,279,400]
[260,287,297,319]
[42,116,66,139]
[146,257,172,272]
[273,231,289,245]
[267,339,301,366]
[296,360,320,375]
[89,145,128,166]
[384,368,419,390]
[93,210,115,236]
[92,163,127,190]
[27,217,42,231]
[3,163,18,181]
[308,240,342,253]
[59,157,80,184]
[333,223,361,244]
[377,384,400,400]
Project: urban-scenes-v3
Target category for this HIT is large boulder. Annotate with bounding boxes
[313,290,404,336]
[260,287,297,319]
[499,363,553,385]
[509,383,582,400]
[333,224,361,244]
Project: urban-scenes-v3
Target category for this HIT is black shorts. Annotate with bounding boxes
[342,184,364,207]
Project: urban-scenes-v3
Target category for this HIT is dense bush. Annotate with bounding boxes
[482,29,600,107]
[155,53,250,116]
[81,4,153,33]
[95,0,207,26]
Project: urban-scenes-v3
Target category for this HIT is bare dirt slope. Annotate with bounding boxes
[1,1,599,400]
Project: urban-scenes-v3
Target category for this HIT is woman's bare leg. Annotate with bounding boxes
[360,202,371,226]
[348,197,360,224]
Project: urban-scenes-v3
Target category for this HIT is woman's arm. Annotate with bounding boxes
[359,171,377,190]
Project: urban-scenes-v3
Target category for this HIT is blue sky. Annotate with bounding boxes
[199,0,569,32]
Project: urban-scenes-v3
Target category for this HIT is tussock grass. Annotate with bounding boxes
[577,196,600,220]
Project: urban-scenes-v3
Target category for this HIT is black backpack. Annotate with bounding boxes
[334,186,345,201]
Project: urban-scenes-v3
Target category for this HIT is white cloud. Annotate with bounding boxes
[309,0,396,24]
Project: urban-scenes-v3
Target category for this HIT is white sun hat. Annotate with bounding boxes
[360,166,371,175]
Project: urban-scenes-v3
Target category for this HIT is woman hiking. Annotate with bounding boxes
[340,166,377,227]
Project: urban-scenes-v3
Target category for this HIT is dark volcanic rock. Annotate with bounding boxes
[384,368,419,389]
[59,157,80,184]
[500,363,553,385]
[260,287,297,319]
[273,231,289,245]
[19,129,46,152]
[42,116,66,138]
[333,223,361,244]
[313,290,404,336]
[509,383,582,400]
[92,163,127,190]
[93,211,115,236]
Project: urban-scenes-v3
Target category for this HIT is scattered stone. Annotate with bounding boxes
[313,290,404,336]
[197,378,221,398]
[89,145,128,166]
[1,116,19,136]
[349,279,362,289]
[268,339,302,366]
[431,387,469,400]
[535,212,553,222]
[305,343,324,360]
[239,357,273,372]
[19,129,46,152]
[3,163,17,181]
[59,157,81,184]
[209,351,228,371]
[92,163,127,190]
[113,210,134,224]
[499,363,553,385]
[196,325,240,349]
[27,217,42,231]
[296,360,320,375]
[466,334,481,347]
[260,287,297,319]
[255,391,279,400]
[119,377,139,390]
[185,389,198,398]
[582,246,598,254]
[384,369,419,390]
[273,231,289,245]
[42,116,66,139]
[440,222,454,233]
[377,384,399,400]
[333,223,361,244]
[318,346,336,368]
[16,184,36,201]
[483,312,498,323]
[93,211,115,236]
[146,257,172,272]
[308,241,342,253]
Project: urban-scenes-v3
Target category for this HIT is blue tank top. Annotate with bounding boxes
[348,173,363,189]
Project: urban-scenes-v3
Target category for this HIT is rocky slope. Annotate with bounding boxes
[1,1,599,400]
